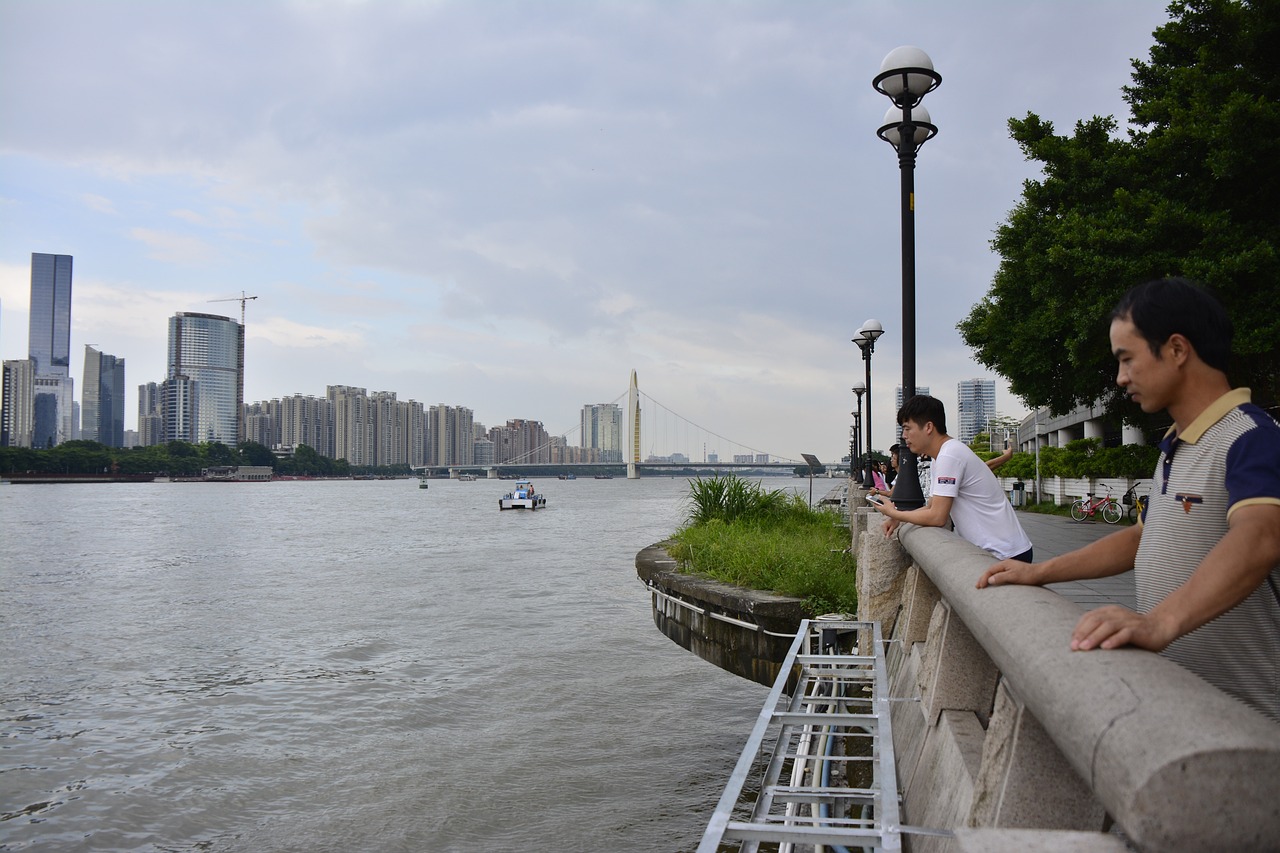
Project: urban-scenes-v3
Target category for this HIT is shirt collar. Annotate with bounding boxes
[1160,388,1252,445]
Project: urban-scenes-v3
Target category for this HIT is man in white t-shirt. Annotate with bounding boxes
[872,395,1033,562]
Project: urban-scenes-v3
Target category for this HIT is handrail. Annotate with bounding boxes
[896,522,1280,852]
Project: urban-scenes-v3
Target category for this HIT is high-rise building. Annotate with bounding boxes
[27,253,76,447]
[2,359,35,447]
[161,375,198,443]
[28,253,73,378]
[428,404,474,466]
[489,418,549,464]
[580,402,623,463]
[957,378,998,445]
[329,385,373,465]
[166,312,244,444]
[138,382,163,446]
[896,385,931,413]
[32,375,74,447]
[82,345,126,447]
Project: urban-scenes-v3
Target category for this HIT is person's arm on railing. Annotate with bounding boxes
[976,523,1141,589]
[1070,504,1280,651]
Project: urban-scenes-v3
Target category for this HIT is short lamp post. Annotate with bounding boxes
[852,320,883,490]
[851,379,866,481]
[873,45,941,511]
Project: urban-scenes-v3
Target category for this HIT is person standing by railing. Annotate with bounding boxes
[977,278,1280,723]
[872,395,1033,562]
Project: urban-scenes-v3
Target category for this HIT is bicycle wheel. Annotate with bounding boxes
[1102,500,1123,524]
[1070,499,1088,521]
[1127,504,1138,523]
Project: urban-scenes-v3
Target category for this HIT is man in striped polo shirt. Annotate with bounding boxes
[978,278,1280,722]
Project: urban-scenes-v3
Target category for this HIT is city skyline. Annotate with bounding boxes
[1,1,1173,460]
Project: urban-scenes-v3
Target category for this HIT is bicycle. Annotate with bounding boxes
[1071,485,1123,524]
[1122,483,1149,524]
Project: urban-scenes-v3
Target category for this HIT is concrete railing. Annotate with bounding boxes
[855,507,1280,852]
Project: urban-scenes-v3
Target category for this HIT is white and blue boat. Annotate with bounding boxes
[499,479,546,510]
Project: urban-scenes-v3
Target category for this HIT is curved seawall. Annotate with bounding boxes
[635,542,810,688]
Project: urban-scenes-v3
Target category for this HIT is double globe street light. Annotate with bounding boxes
[851,320,883,490]
[850,379,865,481]
[873,46,941,511]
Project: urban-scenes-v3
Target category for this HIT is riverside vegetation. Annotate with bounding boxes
[666,475,857,615]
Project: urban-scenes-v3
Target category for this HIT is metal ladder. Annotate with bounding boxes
[699,619,902,852]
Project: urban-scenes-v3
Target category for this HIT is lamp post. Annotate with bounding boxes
[851,380,865,482]
[874,45,941,511]
[852,320,883,489]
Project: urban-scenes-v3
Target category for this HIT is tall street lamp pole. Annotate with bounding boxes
[874,45,941,511]
[852,320,883,490]
[851,379,865,481]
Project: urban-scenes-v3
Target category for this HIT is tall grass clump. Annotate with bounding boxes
[668,474,856,615]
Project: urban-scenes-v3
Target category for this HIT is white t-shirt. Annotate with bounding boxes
[930,438,1032,560]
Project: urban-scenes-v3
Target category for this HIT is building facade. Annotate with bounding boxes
[138,382,163,447]
[167,312,244,444]
[580,402,624,463]
[27,253,76,447]
[82,345,126,447]
[429,404,474,466]
[896,385,932,413]
[28,253,72,378]
[329,385,373,465]
[2,358,35,447]
[956,378,997,445]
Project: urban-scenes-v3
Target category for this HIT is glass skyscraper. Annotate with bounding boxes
[167,312,244,444]
[82,345,126,447]
[28,253,72,377]
[28,253,75,447]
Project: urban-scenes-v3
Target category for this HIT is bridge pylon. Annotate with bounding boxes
[627,369,640,479]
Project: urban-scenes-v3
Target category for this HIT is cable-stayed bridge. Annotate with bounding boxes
[428,370,814,479]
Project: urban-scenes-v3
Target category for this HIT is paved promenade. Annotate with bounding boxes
[1015,511,1137,610]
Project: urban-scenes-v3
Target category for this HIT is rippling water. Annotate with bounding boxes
[1,477,776,852]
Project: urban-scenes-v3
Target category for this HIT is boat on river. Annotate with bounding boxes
[499,479,546,510]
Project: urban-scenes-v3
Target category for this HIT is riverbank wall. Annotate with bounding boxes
[638,482,1280,852]
[634,542,810,689]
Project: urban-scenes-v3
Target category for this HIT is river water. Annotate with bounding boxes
[1,476,781,852]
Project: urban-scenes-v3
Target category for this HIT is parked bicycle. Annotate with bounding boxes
[1071,485,1123,524]
[1122,483,1149,524]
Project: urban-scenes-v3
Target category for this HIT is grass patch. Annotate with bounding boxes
[667,475,857,615]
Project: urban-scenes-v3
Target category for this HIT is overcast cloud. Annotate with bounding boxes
[0,0,1171,461]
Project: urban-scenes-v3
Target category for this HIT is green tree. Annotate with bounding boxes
[237,441,276,468]
[960,0,1280,417]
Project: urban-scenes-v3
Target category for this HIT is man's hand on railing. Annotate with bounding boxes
[1070,604,1176,652]
[975,559,1045,588]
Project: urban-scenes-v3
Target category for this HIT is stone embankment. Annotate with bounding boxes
[850,496,1280,853]
[635,542,809,689]
[638,481,1280,852]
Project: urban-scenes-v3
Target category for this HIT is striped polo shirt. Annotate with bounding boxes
[1135,388,1280,722]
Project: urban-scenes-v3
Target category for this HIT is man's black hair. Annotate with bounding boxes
[1109,277,1233,373]
[889,443,900,454]
[897,395,947,435]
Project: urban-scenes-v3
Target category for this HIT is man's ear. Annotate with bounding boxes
[1165,333,1193,366]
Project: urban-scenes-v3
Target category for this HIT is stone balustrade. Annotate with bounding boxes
[856,506,1280,852]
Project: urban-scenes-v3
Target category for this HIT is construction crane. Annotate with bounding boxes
[208,291,259,326]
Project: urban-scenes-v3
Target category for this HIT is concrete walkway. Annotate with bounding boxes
[1015,511,1137,610]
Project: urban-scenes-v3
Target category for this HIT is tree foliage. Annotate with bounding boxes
[960,0,1280,418]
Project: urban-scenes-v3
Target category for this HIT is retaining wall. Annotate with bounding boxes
[855,503,1280,852]
[635,542,809,689]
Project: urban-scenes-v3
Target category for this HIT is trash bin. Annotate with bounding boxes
[1010,481,1026,507]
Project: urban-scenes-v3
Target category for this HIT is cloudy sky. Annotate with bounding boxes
[0,0,1170,461]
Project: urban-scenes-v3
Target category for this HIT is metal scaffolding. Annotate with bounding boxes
[699,618,902,853]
